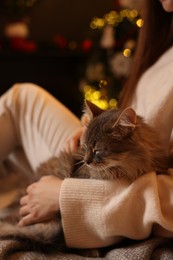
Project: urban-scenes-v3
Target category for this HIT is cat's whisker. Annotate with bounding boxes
[74,160,84,166]
[74,162,87,175]
[97,164,111,180]
[105,167,117,180]
[85,164,94,170]
[101,166,109,179]
[115,166,130,180]
[73,153,84,158]
[99,166,122,186]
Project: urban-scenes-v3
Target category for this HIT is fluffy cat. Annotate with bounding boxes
[0,100,170,256]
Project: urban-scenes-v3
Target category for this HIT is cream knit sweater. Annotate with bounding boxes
[60,46,173,248]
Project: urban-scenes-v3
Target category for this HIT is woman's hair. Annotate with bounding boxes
[119,0,173,108]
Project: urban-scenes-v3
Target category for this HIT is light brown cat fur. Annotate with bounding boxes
[0,100,171,256]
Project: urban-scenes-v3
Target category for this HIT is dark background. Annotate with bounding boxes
[0,0,115,117]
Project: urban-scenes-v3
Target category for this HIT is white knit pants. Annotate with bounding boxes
[0,83,80,175]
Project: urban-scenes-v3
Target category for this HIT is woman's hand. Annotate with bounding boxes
[65,126,86,153]
[18,175,63,226]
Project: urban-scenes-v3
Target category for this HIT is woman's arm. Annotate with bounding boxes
[60,170,173,248]
[19,170,173,249]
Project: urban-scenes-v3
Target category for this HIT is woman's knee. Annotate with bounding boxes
[10,83,45,99]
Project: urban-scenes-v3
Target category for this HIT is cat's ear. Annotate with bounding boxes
[81,100,104,127]
[84,100,104,118]
[114,107,137,130]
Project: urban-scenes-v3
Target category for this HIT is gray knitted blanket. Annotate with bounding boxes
[0,236,172,260]
[0,167,173,259]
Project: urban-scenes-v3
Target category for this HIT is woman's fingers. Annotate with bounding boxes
[18,176,62,226]
[18,213,38,226]
[65,126,86,153]
[19,195,28,206]
[19,204,31,217]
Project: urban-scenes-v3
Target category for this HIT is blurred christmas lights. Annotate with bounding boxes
[136,18,143,27]
[81,7,142,110]
[90,9,141,30]
[83,80,118,110]
[1,3,141,112]
[1,5,142,55]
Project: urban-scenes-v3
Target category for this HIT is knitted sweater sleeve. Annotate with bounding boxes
[60,170,173,248]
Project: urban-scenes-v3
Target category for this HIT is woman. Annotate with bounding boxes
[1,0,173,249]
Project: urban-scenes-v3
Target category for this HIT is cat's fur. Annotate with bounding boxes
[0,100,171,256]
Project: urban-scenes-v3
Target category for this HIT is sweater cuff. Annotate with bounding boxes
[60,178,121,248]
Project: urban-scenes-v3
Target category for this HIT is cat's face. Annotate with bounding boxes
[81,102,138,179]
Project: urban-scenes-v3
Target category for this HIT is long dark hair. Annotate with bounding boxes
[119,0,173,108]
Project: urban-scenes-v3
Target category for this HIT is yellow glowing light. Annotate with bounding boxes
[109,11,117,18]
[136,18,143,27]
[109,99,117,108]
[104,16,116,26]
[98,100,109,110]
[83,85,91,92]
[85,92,91,100]
[116,15,123,23]
[90,17,105,29]
[83,81,117,111]
[104,11,118,25]
[120,9,138,20]
[128,9,138,18]
[99,79,108,88]
[91,100,108,110]
[120,9,128,18]
[90,8,139,30]
[90,21,97,29]
[93,91,101,100]
[123,48,131,57]
[84,88,94,99]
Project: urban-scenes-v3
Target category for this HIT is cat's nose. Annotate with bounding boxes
[84,155,93,165]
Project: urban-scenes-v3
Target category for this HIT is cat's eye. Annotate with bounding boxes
[93,149,102,157]
[93,149,102,162]
[94,150,99,155]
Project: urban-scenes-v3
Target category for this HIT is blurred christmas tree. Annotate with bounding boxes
[79,0,143,110]
[0,0,143,110]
